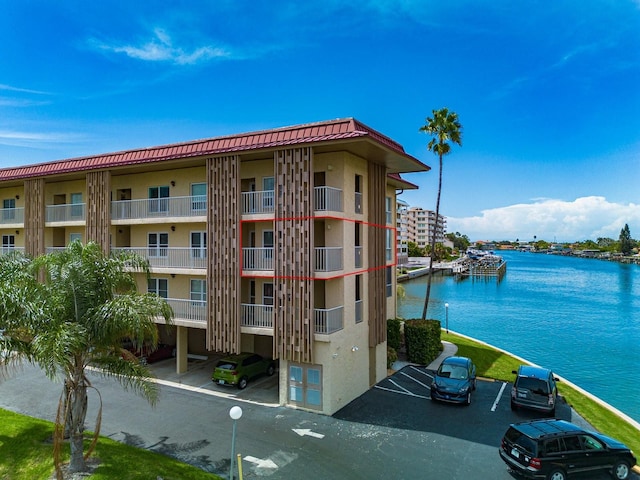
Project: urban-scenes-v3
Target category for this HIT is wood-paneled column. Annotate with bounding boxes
[86,170,112,253]
[24,178,45,258]
[274,147,314,363]
[367,162,387,348]
[206,155,241,353]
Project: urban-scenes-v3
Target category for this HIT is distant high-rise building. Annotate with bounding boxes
[403,207,446,249]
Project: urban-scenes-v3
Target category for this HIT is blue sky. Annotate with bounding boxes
[1,1,639,242]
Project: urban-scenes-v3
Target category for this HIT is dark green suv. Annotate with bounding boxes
[212,353,276,389]
[499,419,636,480]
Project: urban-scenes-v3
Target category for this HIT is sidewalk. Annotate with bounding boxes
[391,340,458,371]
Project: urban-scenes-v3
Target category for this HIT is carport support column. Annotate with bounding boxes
[176,326,189,374]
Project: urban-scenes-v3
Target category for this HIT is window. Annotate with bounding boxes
[148,233,169,257]
[263,283,274,306]
[2,234,15,253]
[70,193,83,218]
[69,233,82,244]
[148,278,168,298]
[386,228,393,262]
[191,183,206,211]
[355,274,363,324]
[191,231,207,258]
[386,266,393,297]
[2,199,15,220]
[263,230,274,262]
[288,363,322,410]
[148,186,170,213]
[263,177,274,210]
[190,279,206,306]
[385,196,392,224]
[354,175,362,214]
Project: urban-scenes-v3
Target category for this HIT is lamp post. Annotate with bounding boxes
[229,405,243,480]
[445,303,449,334]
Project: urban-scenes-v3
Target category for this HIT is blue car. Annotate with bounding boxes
[430,356,477,405]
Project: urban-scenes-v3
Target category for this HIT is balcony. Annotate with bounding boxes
[241,191,274,215]
[242,247,274,271]
[112,195,206,221]
[314,186,342,212]
[355,299,363,324]
[314,306,344,334]
[354,246,363,269]
[0,207,24,225]
[241,304,274,328]
[45,203,85,223]
[315,247,342,272]
[0,246,24,255]
[111,247,207,270]
[166,298,206,325]
[242,247,343,273]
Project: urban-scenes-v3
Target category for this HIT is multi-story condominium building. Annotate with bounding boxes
[396,199,409,265]
[405,207,446,249]
[0,118,429,415]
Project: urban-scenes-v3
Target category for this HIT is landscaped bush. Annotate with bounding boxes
[387,318,402,351]
[404,319,441,365]
[387,346,398,369]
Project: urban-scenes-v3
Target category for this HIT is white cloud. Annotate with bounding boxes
[447,196,640,242]
[91,28,230,65]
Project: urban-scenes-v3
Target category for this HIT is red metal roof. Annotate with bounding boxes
[0,118,427,181]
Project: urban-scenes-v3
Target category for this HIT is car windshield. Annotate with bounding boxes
[216,361,237,370]
[505,427,537,455]
[517,377,549,394]
[438,364,468,380]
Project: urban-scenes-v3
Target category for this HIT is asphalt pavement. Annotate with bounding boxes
[0,346,638,480]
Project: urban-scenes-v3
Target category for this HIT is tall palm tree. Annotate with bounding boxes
[0,242,172,478]
[420,108,462,320]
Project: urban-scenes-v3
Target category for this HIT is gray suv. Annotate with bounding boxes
[511,365,559,415]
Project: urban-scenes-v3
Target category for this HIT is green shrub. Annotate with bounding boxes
[387,346,398,369]
[404,319,441,365]
[387,318,402,351]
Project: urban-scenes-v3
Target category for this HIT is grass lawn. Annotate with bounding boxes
[0,408,221,480]
[441,331,640,456]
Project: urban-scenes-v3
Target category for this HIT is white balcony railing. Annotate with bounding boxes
[242,247,274,271]
[314,186,342,212]
[45,204,86,223]
[0,246,25,255]
[111,247,207,269]
[355,299,363,324]
[241,304,274,328]
[111,195,206,221]
[355,192,362,214]
[314,306,344,334]
[166,298,206,324]
[0,207,24,225]
[315,247,342,272]
[241,191,275,215]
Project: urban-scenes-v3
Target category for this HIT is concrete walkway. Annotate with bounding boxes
[391,340,458,371]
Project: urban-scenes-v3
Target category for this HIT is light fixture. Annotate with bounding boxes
[15,194,19,200]
[170,181,175,187]
[15,230,19,235]
[171,225,176,231]
[327,165,333,171]
[351,346,359,352]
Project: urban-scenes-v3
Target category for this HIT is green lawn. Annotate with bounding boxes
[0,408,222,480]
[442,331,640,455]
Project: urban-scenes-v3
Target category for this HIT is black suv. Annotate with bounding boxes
[511,365,559,415]
[499,419,636,480]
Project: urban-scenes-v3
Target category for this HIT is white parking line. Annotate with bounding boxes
[400,371,431,390]
[409,365,434,379]
[491,382,508,412]
[374,384,430,399]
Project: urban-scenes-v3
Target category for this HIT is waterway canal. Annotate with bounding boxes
[397,250,640,423]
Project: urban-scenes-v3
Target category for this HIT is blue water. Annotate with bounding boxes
[397,250,640,423]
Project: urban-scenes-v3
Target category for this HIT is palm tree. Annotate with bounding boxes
[0,242,172,478]
[420,108,462,320]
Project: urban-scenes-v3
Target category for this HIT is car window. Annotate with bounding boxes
[516,377,549,394]
[243,355,260,366]
[543,439,562,455]
[581,435,604,451]
[216,361,237,370]
[439,365,468,380]
[560,436,582,452]
[504,428,538,456]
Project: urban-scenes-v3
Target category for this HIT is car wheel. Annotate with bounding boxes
[266,364,275,376]
[237,377,248,390]
[472,379,477,391]
[612,460,631,480]
[546,468,566,480]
